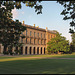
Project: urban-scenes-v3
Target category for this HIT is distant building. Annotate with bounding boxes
[0,21,57,55]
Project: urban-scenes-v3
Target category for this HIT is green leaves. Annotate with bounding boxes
[22,1,42,14]
[57,1,75,33]
[70,33,75,52]
[47,32,70,54]
[0,1,43,54]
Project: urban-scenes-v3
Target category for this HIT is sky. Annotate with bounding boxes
[12,1,72,43]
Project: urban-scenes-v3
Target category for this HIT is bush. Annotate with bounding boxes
[69,50,72,54]
[18,50,22,55]
[48,51,51,55]
[10,52,14,55]
[14,50,19,55]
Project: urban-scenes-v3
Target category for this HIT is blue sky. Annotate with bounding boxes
[12,1,72,42]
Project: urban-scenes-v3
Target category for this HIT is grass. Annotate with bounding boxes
[0,57,15,59]
[0,59,75,74]
[0,53,75,74]
[0,53,75,59]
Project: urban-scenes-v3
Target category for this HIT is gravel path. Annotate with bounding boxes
[0,54,75,60]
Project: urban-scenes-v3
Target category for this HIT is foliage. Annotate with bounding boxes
[0,1,42,54]
[57,1,75,33]
[70,33,75,52]
[47,32,70,54]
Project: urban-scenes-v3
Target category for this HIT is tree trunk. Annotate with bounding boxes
[4,45,7,52]
[3,45,8,54]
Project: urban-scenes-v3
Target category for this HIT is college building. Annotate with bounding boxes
[0,21,56,55]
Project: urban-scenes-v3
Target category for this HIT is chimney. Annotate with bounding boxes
[33,24,35,27]
[22,21,24,24]
[46,27,48,31]
[36,26,39,28]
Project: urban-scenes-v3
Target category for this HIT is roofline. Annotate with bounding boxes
[23,24,56,34]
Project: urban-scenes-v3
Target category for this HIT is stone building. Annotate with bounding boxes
[0,21,56,55]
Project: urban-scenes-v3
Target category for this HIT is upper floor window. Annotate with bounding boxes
[34,39,35,44]
[30,31,32,36]
[41,33,42,38]
[38,39,39,44]
[30,38,31,44]
[44,34,45,38]
[38,33,39,37]
[41,40,42,44]
[26,38,27,43]
[34,32,35,37]
[26,30,27,36]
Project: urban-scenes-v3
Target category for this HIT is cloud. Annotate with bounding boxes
[12,8,18,19]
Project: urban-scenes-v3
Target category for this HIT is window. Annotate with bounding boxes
[41,40,42,44]
[38,33,39,37]
[34,39,35,44]
[44,34,45,38]
[30,38,31,44]
[30,31,32,36]
[34,32,35,37]
[41,33,42,38]
[26,38,27,43]
[26,30,27,36]
[38,39,39,44]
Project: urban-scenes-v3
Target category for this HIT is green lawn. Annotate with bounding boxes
[0,57,15,59]
[0,53,75,74]
[0,53,75,59]
[0,59,75,74]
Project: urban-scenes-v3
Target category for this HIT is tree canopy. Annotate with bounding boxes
[57,1,75,33]
[70,33,75,52]
[47,32,70,54]
[0,1,42,54]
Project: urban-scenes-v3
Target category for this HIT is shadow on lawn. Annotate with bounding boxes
[0,59,75,74]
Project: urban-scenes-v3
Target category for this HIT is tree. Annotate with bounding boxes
[0,1,42,54]
[70,33,75,52]
[57,1,75,33]
[47,32,70,54]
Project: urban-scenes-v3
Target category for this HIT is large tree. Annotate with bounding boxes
[57,1,75,33]
[70,33,75,52]
[0,1,42,54]
[47,32,70,54]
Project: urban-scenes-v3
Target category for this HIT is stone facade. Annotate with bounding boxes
[0,22,56,55]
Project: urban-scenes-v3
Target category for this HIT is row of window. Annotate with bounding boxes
[24,38,46,45]
[26,30,45,38]
[48,34,55,39]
